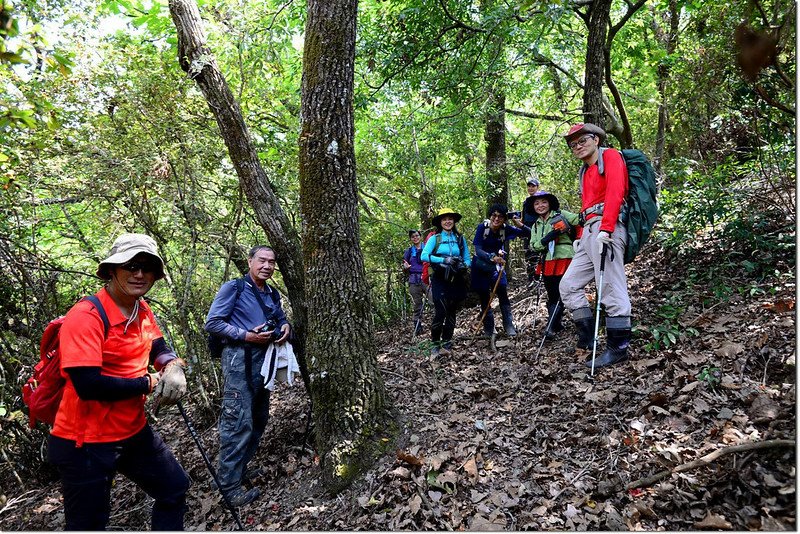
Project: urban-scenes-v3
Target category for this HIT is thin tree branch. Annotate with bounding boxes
[626,439,795,490]
[438,0,485,33]
[505,109,562,121]
[754,84,795,115]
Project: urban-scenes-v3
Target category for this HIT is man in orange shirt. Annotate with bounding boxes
[48,234,190,530]
[559,124,632,369]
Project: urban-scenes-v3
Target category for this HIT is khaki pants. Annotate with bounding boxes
[409,282,427,325]
[559,218,631,320]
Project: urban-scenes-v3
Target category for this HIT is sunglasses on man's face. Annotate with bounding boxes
[119,261,159,274]
[568,134,596,150]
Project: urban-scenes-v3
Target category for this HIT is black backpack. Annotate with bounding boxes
[207,277,245,358]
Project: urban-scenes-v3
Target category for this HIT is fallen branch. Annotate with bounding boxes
[626,439,795,490]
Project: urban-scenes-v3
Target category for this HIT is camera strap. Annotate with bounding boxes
[247,281,275,324]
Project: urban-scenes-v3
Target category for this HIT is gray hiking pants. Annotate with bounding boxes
[560,218,631,319]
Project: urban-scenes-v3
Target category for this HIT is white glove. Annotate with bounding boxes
[597,231,613,255]
[153,358,187,405]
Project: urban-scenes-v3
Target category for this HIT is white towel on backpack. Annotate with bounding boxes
[260,341,300,391]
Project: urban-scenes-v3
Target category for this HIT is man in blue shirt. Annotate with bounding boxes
[205,245,291,507]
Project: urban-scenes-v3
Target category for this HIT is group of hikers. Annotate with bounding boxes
[403,122,632,367]
[40,121,631,530]
[46,237,293,529]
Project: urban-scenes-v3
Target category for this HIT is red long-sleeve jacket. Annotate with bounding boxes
[580,148,629,233]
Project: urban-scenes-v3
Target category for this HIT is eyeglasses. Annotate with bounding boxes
[568,134,595,150]
[119,261,158,274]
[489,213,506,220]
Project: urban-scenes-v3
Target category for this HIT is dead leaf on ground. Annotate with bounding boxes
[716,342,744,358]
[748,394,779,423]
[762,298,795,313]
[462,457,478,479]
[396,449,424,467]
[694,512,733,530]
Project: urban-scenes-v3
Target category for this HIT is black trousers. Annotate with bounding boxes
[48,424,190,531]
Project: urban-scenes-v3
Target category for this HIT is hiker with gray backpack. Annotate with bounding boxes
[559,123,658,370]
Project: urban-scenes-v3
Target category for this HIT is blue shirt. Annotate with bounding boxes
[421,230,471,267]
[204,274,289,342]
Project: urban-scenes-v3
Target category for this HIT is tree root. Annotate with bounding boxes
[626,438,795,490]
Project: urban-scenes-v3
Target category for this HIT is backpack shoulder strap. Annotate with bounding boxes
[83,295,110,338]
[434,233,443,254]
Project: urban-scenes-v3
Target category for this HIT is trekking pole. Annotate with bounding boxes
[589,244,608,378]
[473,264,505,332]
[533,301,561,362]
[177,401,245,531]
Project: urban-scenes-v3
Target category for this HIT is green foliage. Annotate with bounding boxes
[642,294,699,352]
[696,366,722,389]
[0,0,796,490]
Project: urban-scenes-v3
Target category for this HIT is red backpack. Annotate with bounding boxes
[22,295,109,428]
[421,230,436,286]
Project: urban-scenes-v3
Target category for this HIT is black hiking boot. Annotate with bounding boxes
[586,328,630,369]
[544,302,565,340]
[225,487,260,507]
[574,317,594,350]
[500,304,517,337]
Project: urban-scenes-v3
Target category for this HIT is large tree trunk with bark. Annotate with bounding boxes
[653,0,679,179]
[299,0,391,493]
[168,0,310,388]
[485,89,508,208]
[582,0,612,129]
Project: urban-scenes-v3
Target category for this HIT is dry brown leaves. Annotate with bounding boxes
[2,242,795,531]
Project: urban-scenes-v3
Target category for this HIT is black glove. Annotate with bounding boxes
[541,230,560,246]
[442,256,462,268]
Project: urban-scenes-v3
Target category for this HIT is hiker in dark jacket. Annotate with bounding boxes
[528,191,579,340]
[205,245,291,507]
[521,175,542,281]
[471,203,531,338]
[559,123,631,368]
[402,229,428,336]
[48,233,190,531]
[421,208,472,357]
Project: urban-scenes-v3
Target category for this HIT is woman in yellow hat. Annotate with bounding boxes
[421,208,472,356]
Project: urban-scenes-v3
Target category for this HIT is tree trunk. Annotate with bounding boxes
[582,0,612,129]
[485,89,508,207]
[168,0,310,389]
[299,0,391,493]
[653,0,679,179]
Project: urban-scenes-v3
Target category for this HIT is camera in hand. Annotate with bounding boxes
[257,319,283,338]
[507,211,521,219]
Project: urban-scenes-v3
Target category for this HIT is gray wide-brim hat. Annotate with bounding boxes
[563,123,606,145]
[97,233,165,280]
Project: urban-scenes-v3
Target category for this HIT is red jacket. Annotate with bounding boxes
[580,148,629,233]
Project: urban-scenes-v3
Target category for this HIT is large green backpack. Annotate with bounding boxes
[619,149,659,264]
[581,147,659,264]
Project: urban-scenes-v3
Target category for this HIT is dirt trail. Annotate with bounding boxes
[2,244,795,531]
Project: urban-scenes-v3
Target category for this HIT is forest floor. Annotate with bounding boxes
[2,238,796,531]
